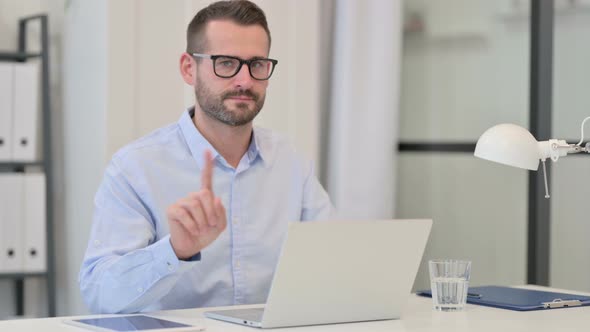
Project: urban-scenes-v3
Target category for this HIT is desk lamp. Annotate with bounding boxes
[474,117,590,198]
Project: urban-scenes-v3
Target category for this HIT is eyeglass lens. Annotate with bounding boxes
[214,57,274,79]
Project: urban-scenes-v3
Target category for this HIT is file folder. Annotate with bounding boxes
[0,63,13,161]
[12,62,40,162]
[0,174,24,273]
[22,173,46,272]
[417,285,590,311]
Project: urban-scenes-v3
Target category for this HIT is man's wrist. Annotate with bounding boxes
[169,238,202,261]
[180,252,201,262]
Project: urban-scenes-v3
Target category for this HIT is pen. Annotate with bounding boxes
[467,293,481,298]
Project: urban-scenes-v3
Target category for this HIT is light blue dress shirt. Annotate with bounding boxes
[79,109,334,314]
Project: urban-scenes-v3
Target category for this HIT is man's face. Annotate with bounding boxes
[194,20,270,126]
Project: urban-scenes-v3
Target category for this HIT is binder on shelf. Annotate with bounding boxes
[0,63,13,161]
[417,285,590,311]
[0,174,24,273]
[22,173,47,272]
[12,62,40,162]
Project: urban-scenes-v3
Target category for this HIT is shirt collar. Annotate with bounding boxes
[178,107,269,169]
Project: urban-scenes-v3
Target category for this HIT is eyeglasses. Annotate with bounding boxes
[192,53,278,80]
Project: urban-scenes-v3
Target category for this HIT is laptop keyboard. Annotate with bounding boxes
[214,308,264,322]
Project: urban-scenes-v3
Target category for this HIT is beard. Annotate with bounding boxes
[195,75,266,126]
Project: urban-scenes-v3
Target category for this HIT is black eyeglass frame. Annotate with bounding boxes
[191,53,278,81]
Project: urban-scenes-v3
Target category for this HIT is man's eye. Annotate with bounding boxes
[219,60,235,67]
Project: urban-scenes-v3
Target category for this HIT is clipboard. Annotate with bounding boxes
[416,285,590,311]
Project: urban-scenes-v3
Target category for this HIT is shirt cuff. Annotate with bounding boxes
[182,251,201,262]
[149,235,200,276]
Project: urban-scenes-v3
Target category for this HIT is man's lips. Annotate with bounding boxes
[227,96,254,101]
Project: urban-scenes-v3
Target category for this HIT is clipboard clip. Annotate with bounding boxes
[541,299,582,309]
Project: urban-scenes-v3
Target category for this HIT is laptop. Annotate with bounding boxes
[204,219,432,328]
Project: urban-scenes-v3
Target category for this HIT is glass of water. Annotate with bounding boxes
[428,259,471,311]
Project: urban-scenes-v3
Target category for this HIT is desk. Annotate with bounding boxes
[0,286,588,331]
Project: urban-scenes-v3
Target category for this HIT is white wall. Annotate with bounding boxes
[326,0,401,219]
[61,0,108,317]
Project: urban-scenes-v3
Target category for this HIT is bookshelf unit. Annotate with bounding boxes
[0,14,55,317]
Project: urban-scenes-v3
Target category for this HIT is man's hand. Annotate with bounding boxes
[167,150,227,259]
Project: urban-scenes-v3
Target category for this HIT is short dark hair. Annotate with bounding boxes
[186,0,271,53]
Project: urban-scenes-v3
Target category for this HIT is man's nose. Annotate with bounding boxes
[233,63,254,88]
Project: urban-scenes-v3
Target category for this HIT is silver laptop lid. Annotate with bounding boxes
[261,219,432,328]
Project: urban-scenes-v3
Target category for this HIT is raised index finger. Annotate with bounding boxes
[201,149,214,191]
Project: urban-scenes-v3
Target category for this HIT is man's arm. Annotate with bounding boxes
[79,151,226,314]
[78,160,199,314]
[301,161,336,221]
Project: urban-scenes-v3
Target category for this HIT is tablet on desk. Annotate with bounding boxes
[62,314,204,332]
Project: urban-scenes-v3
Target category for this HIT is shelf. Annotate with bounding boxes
[0,162,44,173]
[0,52,42,62]
[0,162,44,167]
[0,272,47,279]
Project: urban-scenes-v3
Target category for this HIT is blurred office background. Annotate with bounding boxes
[0,0,588,319]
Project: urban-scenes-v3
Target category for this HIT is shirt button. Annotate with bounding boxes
[167,263,174,271]
[93,240,101,247]
[137,287,144,293]
[232,217,238,225]
[235,261,240,268]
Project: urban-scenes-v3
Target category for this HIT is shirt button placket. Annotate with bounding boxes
[231,174,244,304]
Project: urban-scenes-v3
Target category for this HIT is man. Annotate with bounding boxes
[79,0,333,314]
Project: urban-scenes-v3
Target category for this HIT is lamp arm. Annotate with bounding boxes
[541,159,550,199]
[546,116,590,158]
[538,139,589,200]
[540,140,590,162]
[552,143,587,154]
[576,116,590,146]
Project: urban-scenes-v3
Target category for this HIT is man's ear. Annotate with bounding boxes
[179,53,196,86]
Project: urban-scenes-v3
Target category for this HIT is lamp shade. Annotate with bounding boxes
[474,124,541,171]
